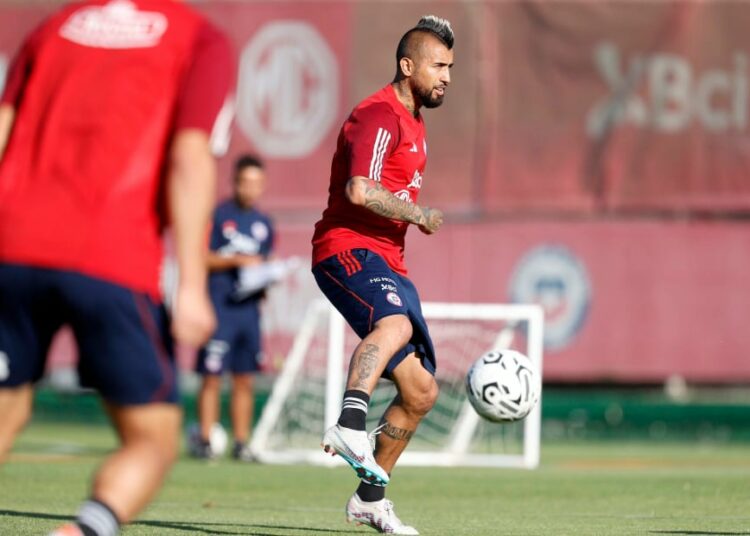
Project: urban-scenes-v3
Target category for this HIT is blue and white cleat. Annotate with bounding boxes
[321,424,390,486]
[346,493,419,535]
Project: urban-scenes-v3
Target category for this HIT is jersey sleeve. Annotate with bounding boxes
[345,104,400,181]
[173,20,236,156]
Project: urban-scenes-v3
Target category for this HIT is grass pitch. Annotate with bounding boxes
[2,421,749,535]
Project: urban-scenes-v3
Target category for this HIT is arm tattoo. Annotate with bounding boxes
[351,343,380,390]
[380,421,414,442]
[363,181,424,225]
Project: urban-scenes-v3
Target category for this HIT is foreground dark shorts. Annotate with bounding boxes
[312,249,436,379]
[0,263,177,404]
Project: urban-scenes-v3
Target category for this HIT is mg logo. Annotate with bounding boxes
[237,21,339,158]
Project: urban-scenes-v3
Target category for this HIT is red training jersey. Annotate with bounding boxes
[0,0,234,297]
[312,85,427,275]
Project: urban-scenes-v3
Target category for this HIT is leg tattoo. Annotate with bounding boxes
[351,343,380,390]
[380,421,414,442]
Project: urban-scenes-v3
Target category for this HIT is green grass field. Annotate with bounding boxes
[2,421,749,536]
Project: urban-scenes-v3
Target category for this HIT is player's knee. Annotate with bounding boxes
[375,314,413,349]
[404,378,439,417]
[0,387,33,437]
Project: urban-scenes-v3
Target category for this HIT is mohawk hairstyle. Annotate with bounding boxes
[396,15,454,61]
[414,15,454,49]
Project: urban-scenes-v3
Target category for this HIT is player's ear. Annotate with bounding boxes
[399,57,414,78]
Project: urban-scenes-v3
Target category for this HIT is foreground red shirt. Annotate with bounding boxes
[312,85,428,275]
[0,0,234,296]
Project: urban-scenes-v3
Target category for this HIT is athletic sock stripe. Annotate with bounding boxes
[77,501,118,536]
[343,399,368,411]
[344,396,368,406]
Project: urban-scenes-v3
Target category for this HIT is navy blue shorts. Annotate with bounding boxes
[0,263,177,405]
[312,249,436,379]
[196,303,262,375]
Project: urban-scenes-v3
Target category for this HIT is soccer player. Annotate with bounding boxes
[311,15,453,535]
[192,155,274,461]
[0,1,234,535]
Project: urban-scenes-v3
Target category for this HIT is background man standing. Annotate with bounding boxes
[192,155,274,461]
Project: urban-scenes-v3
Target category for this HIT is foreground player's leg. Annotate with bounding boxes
[322,314,413,486]
[194,374,222,458]
[230,373,255,460]
[49,403,180,536]
[347,353,437,535]
[96,403,181,533]
[0,384,33,462]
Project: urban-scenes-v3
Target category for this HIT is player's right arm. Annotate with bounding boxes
[169,21,235,346]
[168,130,217,347]
[0,105,14,161]
[345,176,443,234]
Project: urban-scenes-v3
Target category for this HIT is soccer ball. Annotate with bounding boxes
[465,349,541,423]
[187,422,229,457]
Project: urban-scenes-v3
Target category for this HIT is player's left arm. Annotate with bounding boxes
[344,106,443,233]
[346,176,443,234]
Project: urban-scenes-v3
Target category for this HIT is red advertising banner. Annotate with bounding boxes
[404,220,750,382]
[486,1,750,213]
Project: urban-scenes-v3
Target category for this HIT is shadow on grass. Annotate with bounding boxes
[136,519,355,535]
[0,510,356,536]
[649,530,750,536]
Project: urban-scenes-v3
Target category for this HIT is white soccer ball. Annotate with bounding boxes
[187,422,229,457]
[465,349,541,423]
[208,422,229,456]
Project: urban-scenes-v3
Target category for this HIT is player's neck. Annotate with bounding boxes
[391,82,420,117]
[234,197,255,211]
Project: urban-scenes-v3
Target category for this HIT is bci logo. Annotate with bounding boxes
[587,42,747,138]
[237,21,339,158]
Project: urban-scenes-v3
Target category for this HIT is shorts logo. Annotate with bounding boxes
[237,21,339,158]
[386,292,402,307]
[204,340,229,373]
[0,351,8,381]
[508,245,591,351]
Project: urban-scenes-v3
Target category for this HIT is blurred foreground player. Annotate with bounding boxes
[312,15,454,535]
[0,1,234,535]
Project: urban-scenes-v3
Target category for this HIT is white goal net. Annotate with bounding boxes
[250,299,544,469]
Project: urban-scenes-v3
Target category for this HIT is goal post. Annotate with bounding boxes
[250,299,544,469]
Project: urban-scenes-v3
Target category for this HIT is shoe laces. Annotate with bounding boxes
[381,500,405,526]
[368,423,387,450]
